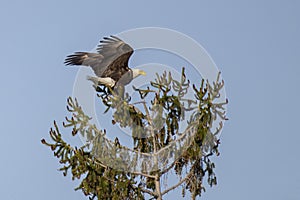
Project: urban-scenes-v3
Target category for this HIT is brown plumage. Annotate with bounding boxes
[64,36,145,87]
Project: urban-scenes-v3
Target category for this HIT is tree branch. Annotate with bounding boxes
[132,185,157,197]
[132,172,156,179]
[141,101,162,200]
[161,170,193,196]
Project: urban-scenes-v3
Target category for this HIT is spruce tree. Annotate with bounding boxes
[42,68,227,199]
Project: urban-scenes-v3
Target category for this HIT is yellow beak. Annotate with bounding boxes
[139,70,146,76]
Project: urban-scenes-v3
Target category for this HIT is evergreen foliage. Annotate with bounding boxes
[42,68,227,200]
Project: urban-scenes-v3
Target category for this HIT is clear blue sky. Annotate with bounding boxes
[1,0,299,199]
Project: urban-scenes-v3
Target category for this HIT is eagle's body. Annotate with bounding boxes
[64,36,145,88]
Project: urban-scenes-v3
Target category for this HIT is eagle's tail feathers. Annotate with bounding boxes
[86,76,115,87]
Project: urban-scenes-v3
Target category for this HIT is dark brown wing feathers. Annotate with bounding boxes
[64,36,134,81]
[64,52,104,66]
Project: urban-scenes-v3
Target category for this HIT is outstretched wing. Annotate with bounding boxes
[96,36,134,78]
[64,52,104,69]
[64,36,134,79]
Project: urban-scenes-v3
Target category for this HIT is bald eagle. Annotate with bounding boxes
[64,36,146,89]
